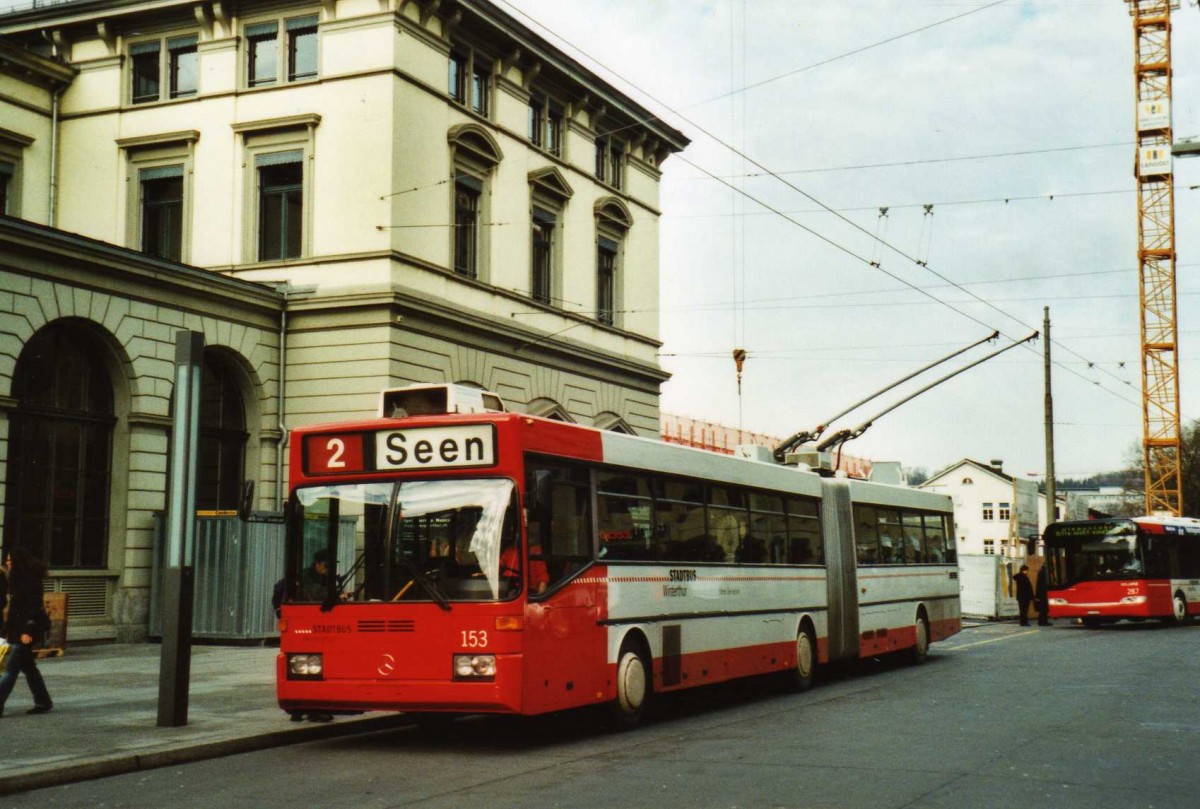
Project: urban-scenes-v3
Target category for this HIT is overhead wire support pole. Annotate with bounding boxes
[772,329,999,461]
[815,331,1039,455]
[1128,0,1183,516]
[1044,307,1057,529]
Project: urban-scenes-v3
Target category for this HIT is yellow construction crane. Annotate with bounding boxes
[1128,0,1183,516]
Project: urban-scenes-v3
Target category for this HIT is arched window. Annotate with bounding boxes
[526,397,574,422]
[594,412,636,434]
[448,124,503,280]
[961,477,974,485]
[594,197,632,327]
[195,353,248,511]
[4,322,115,568]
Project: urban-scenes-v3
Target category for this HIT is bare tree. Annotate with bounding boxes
[1118,419,1200,518]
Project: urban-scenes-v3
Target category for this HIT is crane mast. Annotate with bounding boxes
[1129,0,1182,516]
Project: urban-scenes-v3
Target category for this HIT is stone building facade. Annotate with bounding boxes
[0,0,687,640]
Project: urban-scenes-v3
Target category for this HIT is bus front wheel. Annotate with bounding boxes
[607,638,650,730]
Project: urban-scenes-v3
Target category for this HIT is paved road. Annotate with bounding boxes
[11,621,1200,808]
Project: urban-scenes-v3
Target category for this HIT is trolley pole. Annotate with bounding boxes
[1043,307,1056,532]
[158,330,204,727]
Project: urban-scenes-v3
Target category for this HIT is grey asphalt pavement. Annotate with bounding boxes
[0,642,408,796]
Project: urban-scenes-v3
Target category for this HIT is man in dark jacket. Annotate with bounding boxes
[0,547,53,717]
[299,549,333,602]
[1013,564,1034,627]
[1036,563,1051,626]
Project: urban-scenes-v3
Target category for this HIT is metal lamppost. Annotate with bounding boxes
[157,331,204,727]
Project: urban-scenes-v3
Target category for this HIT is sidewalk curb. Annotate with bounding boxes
[0,713,412,797]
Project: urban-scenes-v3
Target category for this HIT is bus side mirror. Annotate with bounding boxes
[237,481,255,522]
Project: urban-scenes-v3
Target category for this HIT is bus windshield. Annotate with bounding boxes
[394,478,518,601]
[292,477,521,604]
[1044,521,1142,585]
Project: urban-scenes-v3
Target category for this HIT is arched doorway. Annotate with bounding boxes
[4,322,115,568]
[195,351,248,511]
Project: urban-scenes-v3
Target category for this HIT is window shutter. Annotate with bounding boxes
[245,22,278,38]
[255,149,304,168]
[139,165,184,182]
[286,15,318,32]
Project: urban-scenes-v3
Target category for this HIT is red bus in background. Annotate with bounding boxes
[1043,516,1200,626]
[275,385,961,728]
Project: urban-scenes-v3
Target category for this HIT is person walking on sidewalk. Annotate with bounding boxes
[0,547,54,717]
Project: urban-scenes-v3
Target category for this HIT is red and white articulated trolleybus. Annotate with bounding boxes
[1043,516,1200,627]
[275,385,961,727]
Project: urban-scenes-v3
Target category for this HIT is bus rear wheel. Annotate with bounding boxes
[907,611,930,664]
[1172,592,1191,625]
[783,625,817,692]
[607,638,650,731]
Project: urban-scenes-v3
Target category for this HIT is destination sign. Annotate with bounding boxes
[302,424,496,475]
[1047,521,1134,539]
[375,424,495,470]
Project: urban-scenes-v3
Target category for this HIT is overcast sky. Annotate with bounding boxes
[4,0,1199,482]
[499,0,1200,482]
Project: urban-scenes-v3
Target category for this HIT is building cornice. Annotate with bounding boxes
[221,247,664,352]
[116,129,200,149]
[285,285,669,389]
[231,113,322,135]
[0,125,34,147]
[450,0,687,154]
[0,0,196,33]
[0,217,283,321]
[0,0,688,154]
[0,39,76,87]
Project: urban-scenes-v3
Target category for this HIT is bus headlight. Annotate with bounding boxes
[1120,595,1147,605]
[1049,598,1067,606]
[453,654,496,680]
[288,653,324,680]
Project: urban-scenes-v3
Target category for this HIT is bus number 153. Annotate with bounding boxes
[461,630,488,648]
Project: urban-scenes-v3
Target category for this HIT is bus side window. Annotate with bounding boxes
[526,463,591,593]
[597,471,654,561]
[1141,536,1169,578]
[878,509,902,564]
[853,505,879,565]
[902,511,926,564]
[1181,536,1200,578]
[923,514,947,563]
[657,478,708,562]
[788,498,822,564]
[748,492,786,564]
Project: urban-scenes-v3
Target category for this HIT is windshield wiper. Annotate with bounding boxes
[394,551,451,611]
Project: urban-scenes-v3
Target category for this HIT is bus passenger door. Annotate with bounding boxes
[522,464,605,713]
[821,480,859,661]
[524,577,601,713]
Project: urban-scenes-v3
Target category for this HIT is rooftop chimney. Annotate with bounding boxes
[990,459,1004,472]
